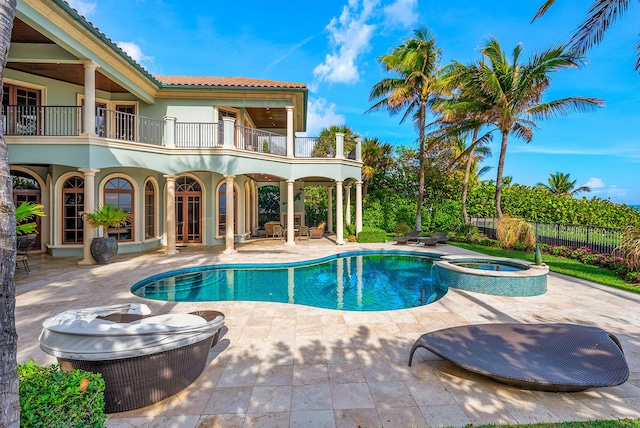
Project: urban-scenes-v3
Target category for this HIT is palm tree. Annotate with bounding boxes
[444,37,603,218]
[313,125,358,158]
[367,26,443,232]
[536,171,591,196]
[532,0,640,72]
[361,137,394,197]
[0,1,20,425]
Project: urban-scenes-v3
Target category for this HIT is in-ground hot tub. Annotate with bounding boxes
[434,255,548,297]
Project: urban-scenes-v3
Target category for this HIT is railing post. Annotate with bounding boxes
[222,117,235,149]
[163,116,176,148]
[336,132,344,159]
[286,106,294,158]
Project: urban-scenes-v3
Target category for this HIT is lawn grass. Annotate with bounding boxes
[449,242,640,294]
[474,419,640,427]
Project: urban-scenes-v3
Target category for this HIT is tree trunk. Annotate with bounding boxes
[494,131,509,220]
[0,1,20,426]
[461,127,479,223]
[416,102,426,232]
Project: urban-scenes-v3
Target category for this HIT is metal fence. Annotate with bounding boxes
[2,105,82,136]
[470,217,624,254]
[175,122,223,148]
[97,108,164,146]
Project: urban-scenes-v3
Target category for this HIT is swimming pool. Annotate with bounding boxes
[131,251,447,311]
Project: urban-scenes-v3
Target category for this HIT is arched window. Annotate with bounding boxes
[144,180,155,239]
[218,182,238,235]
[104,177,133,241]
[62,176,84,244]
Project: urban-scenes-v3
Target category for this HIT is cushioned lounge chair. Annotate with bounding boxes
[39,303,225,412]
[393,230,421,245]
[408,323,629,392]
[310,221,326,239]
[419,231,449,247]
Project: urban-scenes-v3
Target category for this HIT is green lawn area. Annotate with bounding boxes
[475,420,640,428]
[449,242,640,294]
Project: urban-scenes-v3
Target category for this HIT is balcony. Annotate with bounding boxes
[3,105,360,160]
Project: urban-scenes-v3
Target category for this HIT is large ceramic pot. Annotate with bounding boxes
[90,237,119,265]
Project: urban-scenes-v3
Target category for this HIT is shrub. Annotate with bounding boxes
[392,222,411,236]
[496,216,536,249]
[343,223,356,239]
[357,226,387,243]
[19,360,106,427]
[615,226,640,270]
[454,222,479,241]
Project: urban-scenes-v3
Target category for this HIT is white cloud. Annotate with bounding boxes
[301,98,345,136]
[584,177,605,189]
[66,0,97,17]
[383,0,419,27]
[313,0,378,84]
[116,41,154,69]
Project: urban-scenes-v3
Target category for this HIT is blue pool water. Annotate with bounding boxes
[131,251,447,311]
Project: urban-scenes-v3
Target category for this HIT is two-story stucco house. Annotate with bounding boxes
[5,0,363,263]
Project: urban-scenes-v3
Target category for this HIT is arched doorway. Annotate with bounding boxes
[175,176,202,244]
[12,170,42,249]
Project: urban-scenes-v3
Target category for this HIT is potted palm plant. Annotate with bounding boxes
[84,205,131,264]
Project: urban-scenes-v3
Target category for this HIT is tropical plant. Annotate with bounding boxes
[367,26,444,232]
[361,137,394,197]
[312,125,358,157]
[84,205,131,235]
[15,202,46,235]
[615,226,640,270]
[496,216,536,249]
[536,171,591,196]
[258,185,280,226]
[532,0,640,73]
[443,37,603,219]
[0,1,20,424]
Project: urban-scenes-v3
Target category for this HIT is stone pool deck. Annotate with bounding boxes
[15,237,640,427]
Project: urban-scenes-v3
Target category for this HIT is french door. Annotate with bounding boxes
[175,177,202,244]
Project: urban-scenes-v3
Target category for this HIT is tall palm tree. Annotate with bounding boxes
[0,1,20,425]
[536,171,591,196]
[444,37,603,218]
[313,125,358,157]
[367,26,443,232]
[532,0,640,72]
[361,137,394,197]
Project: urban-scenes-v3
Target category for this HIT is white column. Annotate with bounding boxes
[335,180,344,245]
[355,181,363,234]
[355,137,362,162]
[285,180,295,246]
[245,185,251,235]
[253,183,259,233]
[223,175,237,254]
[164,116,176,148]
[82,60,98,135]
[327,186,333,233]
[300,180,305,227]
[286,106,294,158]
[222,117,236,149]
[335,132,345,159]
[78,168,99,265]
[345,185,352,226]
[164,175,178,255]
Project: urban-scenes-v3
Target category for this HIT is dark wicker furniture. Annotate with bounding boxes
[408,323,629,392]
[41,307,224,413]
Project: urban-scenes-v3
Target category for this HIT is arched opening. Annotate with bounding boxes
[175,176,202,243]
[12,169,42,248]
[104,177,134,241]
[61,176,84,244]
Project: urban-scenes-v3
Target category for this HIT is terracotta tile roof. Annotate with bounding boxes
[155,76,306,89]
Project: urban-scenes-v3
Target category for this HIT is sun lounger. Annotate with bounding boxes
[408,323,629,392]
[310,221,326,239]
[393,230,421,245]
[39,303,225,412]
[419,231,449,246]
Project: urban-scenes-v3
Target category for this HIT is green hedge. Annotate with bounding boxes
[357,226,387,243]
[19,360,106,427]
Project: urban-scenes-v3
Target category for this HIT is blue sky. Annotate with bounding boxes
[68,0,639,205]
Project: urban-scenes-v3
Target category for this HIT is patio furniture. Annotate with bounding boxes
[16,241,34,273]
[419,231,449,247]
[408,323,629,392]
[310,221,326,239]
[39,303,225,412]
[272,225,283,239]
[393,230,421,245]
[264,221,281,237]
[298,225,310,240]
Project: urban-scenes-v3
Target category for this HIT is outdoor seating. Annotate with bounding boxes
[15,241,34,273]
[408,323,629,392]
[264,221,281,238]
[393,230,421,245]
[310,221,326,239]
[419,231,449,246]
[298,225,310,240]
[39,303,225,412]
[272,224,283,239]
